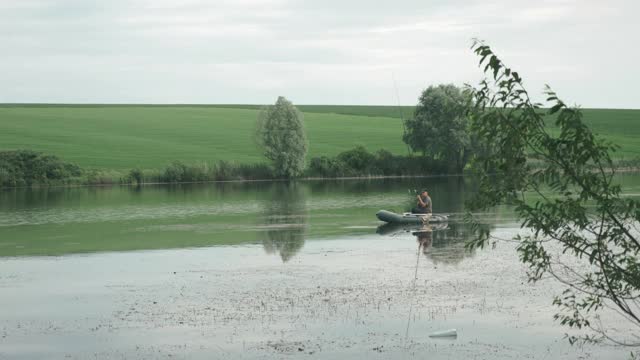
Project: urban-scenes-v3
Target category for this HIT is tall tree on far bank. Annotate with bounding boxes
[256,96,308,178]
[403,84,472,172]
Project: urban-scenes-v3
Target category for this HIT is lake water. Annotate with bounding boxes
[1,175,640,359]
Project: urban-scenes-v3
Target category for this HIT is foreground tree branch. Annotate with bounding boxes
[466,40,640,345]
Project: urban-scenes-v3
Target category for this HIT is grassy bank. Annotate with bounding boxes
[2,105,639,172]
[0,105,407,170]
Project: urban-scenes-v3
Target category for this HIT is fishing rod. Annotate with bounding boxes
[392,72,412,156]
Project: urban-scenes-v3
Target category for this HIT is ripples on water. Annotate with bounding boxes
[0,191,411,227]
[0,203,264,227]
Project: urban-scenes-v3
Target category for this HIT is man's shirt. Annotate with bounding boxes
[421,195,432,213]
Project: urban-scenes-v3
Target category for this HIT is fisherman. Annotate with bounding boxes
[412,189,432,214]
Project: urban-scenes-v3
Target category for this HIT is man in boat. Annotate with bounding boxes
[412,189,432,214]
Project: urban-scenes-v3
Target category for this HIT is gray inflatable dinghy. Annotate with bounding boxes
[376,210,448,224]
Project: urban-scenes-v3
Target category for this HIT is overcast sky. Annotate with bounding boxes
[1,0,638,107]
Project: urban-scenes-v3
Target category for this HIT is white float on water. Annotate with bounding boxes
[428,329,457,338]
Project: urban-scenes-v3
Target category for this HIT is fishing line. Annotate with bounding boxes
[404,237,423,341]
[392,72,412,155]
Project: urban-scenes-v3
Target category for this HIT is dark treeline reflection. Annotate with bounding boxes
[307,176,474,214]
[400,176,471,214]
[261,182,308,262]
[0,176,474,211]
[0,187,88,210]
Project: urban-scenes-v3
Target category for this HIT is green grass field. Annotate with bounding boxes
[0,104,638,170]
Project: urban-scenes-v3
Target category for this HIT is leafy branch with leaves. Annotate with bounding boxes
[465,39,640,345]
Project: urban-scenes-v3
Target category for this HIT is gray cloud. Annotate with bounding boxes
[0,0,637,108]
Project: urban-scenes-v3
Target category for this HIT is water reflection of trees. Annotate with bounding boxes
[377,221,494,264]
[261,182,308,262]
[0,186,142,211]
[400,176,472,213]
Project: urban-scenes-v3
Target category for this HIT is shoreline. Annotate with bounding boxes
[0,173,462,190]
[3,167,640,191]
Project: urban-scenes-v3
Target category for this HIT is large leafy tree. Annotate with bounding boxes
[403,84,472,172]
[256,96,308,178]
[466,40,640,345]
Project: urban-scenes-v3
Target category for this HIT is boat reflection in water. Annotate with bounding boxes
[376,221,479,264]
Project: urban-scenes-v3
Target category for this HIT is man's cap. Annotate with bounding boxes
[421,189,428,193]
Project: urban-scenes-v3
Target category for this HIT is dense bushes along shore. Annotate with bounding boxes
[0,150,83,187]
[0,148,453,188]
[3,148,640,188]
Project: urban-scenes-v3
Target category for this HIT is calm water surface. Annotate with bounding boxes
[0,177,483,258]
[1,175,640,359]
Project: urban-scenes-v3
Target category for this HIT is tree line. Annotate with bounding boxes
[255,87,482,177]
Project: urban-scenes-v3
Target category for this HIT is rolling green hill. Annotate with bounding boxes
[0,105,408,170]
[0,104,638,170]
